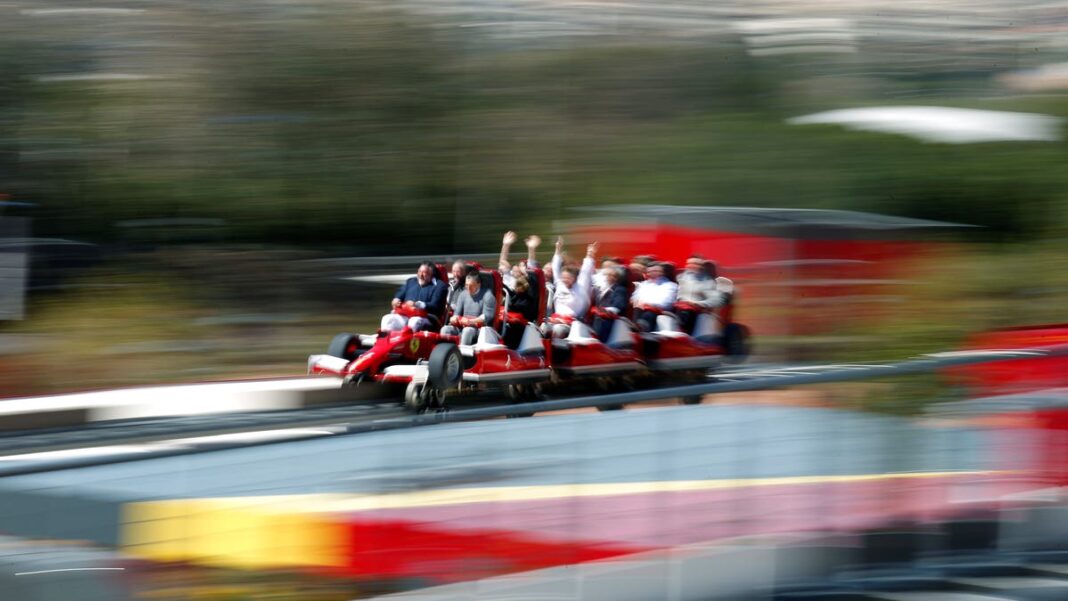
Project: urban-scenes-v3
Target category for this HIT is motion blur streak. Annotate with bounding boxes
[2,0,1068,598]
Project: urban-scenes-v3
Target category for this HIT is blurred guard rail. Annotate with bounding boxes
[0,345,1065,454]
[2,347,1067,434]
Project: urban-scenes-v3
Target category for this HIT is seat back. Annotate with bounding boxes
[693,312,722,342]
[656,314,683,333]
[607,319,635,349]
[476,326,504,348]
[517,323,545,356]
[528,268,545,324]
[567,320,599,343]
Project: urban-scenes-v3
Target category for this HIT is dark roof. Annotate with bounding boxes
[569,205,974,240]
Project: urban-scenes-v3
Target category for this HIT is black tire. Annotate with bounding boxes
[428,343,463,390]
[328,333,360,360]
[723,323,751,363]
[404,381,428,413]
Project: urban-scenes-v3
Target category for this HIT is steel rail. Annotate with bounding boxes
[0,345,1065,477]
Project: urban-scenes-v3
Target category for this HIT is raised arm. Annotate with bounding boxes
[498,231,517,274]
[552,236,564,286]
[576,242,597,296]
[525,235,541,269]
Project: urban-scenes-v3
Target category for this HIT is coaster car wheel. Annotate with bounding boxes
[428,343,463,390]
[328,333,360,361]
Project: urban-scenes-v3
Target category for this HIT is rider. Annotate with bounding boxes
[628,255,654,283]
[592,255,623,297]
[591,264,629,341]
[631,262,678,332]
[447,259,475,310]
[442,271,497,345]
[676,254,723,333]
[547,237,597,338]
[381,261,448,332]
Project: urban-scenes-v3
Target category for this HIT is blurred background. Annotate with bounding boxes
[3,3,1068,599]
[2,0,1068,397]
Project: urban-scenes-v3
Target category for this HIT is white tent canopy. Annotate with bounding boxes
[788,106,1063,144]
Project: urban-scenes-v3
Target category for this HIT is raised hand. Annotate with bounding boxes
[502,231,517,246]
[525,235,541,249]
[587,242,599,258]
[555,236,564,252]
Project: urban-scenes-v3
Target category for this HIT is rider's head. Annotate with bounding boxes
[451,260,467,282]
[417,261,435,285]
[629,255,652,281]
[560,265,578,288]
[685,254,705,275]
[513,273,530,294]
[465,271,481,294]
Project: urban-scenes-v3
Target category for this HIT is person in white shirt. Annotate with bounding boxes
[676,255,723,333]
[546,237,597,338]
[631,263,678,331]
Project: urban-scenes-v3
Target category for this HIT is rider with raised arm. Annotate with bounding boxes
[547,237,597,338]
[381,260,448,332]
[498,231,540,323]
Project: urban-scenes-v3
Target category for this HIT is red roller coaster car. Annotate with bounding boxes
[308,259,751,412]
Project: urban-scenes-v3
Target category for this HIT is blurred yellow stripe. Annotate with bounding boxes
[122,499,348,569]
[120,470,996,569]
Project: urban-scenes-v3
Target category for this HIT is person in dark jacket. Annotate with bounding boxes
[380,261,448,332]
[592,266,629,341]
[502,272,539,348]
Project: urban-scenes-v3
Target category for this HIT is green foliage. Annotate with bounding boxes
[3,4,1068,249]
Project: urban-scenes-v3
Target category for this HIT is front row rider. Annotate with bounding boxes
[441,271,497,345]
[382,261,448,332]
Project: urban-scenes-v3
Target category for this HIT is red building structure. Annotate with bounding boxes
[565,205,970,352]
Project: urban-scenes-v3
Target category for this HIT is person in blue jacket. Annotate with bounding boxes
[380,261,448,332]
[592,265,629,341]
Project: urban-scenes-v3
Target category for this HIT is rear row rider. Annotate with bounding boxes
[676,254,723,333]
